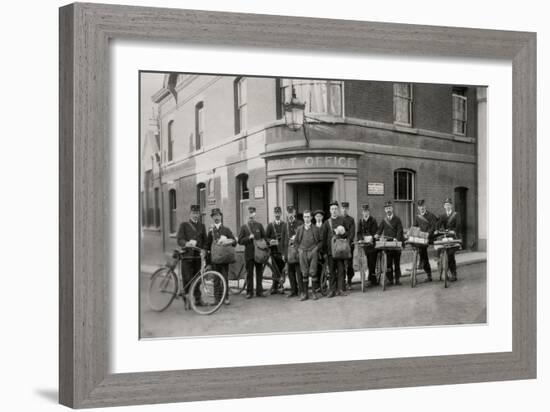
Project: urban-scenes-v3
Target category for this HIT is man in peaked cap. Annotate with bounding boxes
[176,204,207,305]
[282,204,303,298]
[413,199,438,282]
[375,200,405,285]
[265,206,287,294]
[321,200,349,297]
[357,203,379,285]
[313,210,326,292]
[340,202,356,290]
[206,208,236,304]
[437,197,461,282]
[238,206,267,298]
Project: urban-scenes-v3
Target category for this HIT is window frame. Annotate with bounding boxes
[167,120,174,162]
[168,189,177,234]
[280,78,344,117]
[393,82,414,127]
[234,77,247,134]
[393,168,416,229]
[452,91,468,136]
[195,101,204,151]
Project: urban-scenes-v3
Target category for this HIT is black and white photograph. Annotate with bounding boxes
[139,72,488,339]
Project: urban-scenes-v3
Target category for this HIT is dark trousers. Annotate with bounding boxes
[212,263,229,301]
[271,252,285,290]
[448,249,457,276]
[328,255,345,292]
[345,244,355,284]
[181,258,201,301]
[299,247,319,290]
[438,248,458,277]
[386,250,402,282]
[418,246,432,277]
[246,259,264,296]
[287,262,302,295]
[366,249,378,283]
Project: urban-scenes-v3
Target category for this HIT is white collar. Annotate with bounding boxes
[214,223,222,229]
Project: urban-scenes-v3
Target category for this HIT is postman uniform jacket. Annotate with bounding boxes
[238,220,266,262]
[321,216,349,257]
[413,210,438,242]
[342,215,356,245]
[176,220,207,256]
[357,216,378,250]
[376,215,404,242]
[294,224,322,252]
[266,220,287,255]
[206,224,236,251]
[437,211,460,237]
[281,218,303,259]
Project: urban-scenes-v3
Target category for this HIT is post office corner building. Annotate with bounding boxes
[141,74,487,264]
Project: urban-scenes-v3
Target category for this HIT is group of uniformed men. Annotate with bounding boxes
[175,197,461,305]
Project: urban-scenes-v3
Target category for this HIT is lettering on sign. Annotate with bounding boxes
[268,156,357,171]
[368,182,385,195]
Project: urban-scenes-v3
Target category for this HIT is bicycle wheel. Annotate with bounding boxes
[228,264,247,295]
[189,270,226,315]
[319,263,330,296]
[441,250,449,288]
[380,252,387,292]
[148,267,178,312]
[411,249,418,288]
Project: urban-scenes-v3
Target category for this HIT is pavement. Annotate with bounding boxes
[140,251,486,339]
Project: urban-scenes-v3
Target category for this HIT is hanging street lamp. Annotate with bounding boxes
[283,86,309,146]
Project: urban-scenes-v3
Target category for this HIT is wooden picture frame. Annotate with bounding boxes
[59,2,536,408]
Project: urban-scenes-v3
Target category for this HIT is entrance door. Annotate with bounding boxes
[454,187,468,248]
[291,182,333,221]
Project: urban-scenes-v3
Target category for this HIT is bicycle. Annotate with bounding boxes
[433,230,462,288]
[405,228,430,288]
[318,256,331,296]
[355,239,373,293]
[227,250,287,295]
[374,236,403,291]
[147,246,227,315]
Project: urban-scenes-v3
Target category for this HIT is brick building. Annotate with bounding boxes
[141,73,486,265]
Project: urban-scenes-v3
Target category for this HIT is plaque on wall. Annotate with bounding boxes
[254,185,264,199]
[368,182,384,195]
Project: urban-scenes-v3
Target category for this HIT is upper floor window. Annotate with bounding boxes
[280,79,343,117]
[195,101,204,150]
[393,83,413,126]
[234,77,247,134]
[452,87,467,136]
[167,120,174,161]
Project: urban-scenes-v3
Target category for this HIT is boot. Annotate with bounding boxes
[300,282,309,301]
[311,282,320,300]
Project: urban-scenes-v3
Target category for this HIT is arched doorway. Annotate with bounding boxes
[454,186,468,248]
